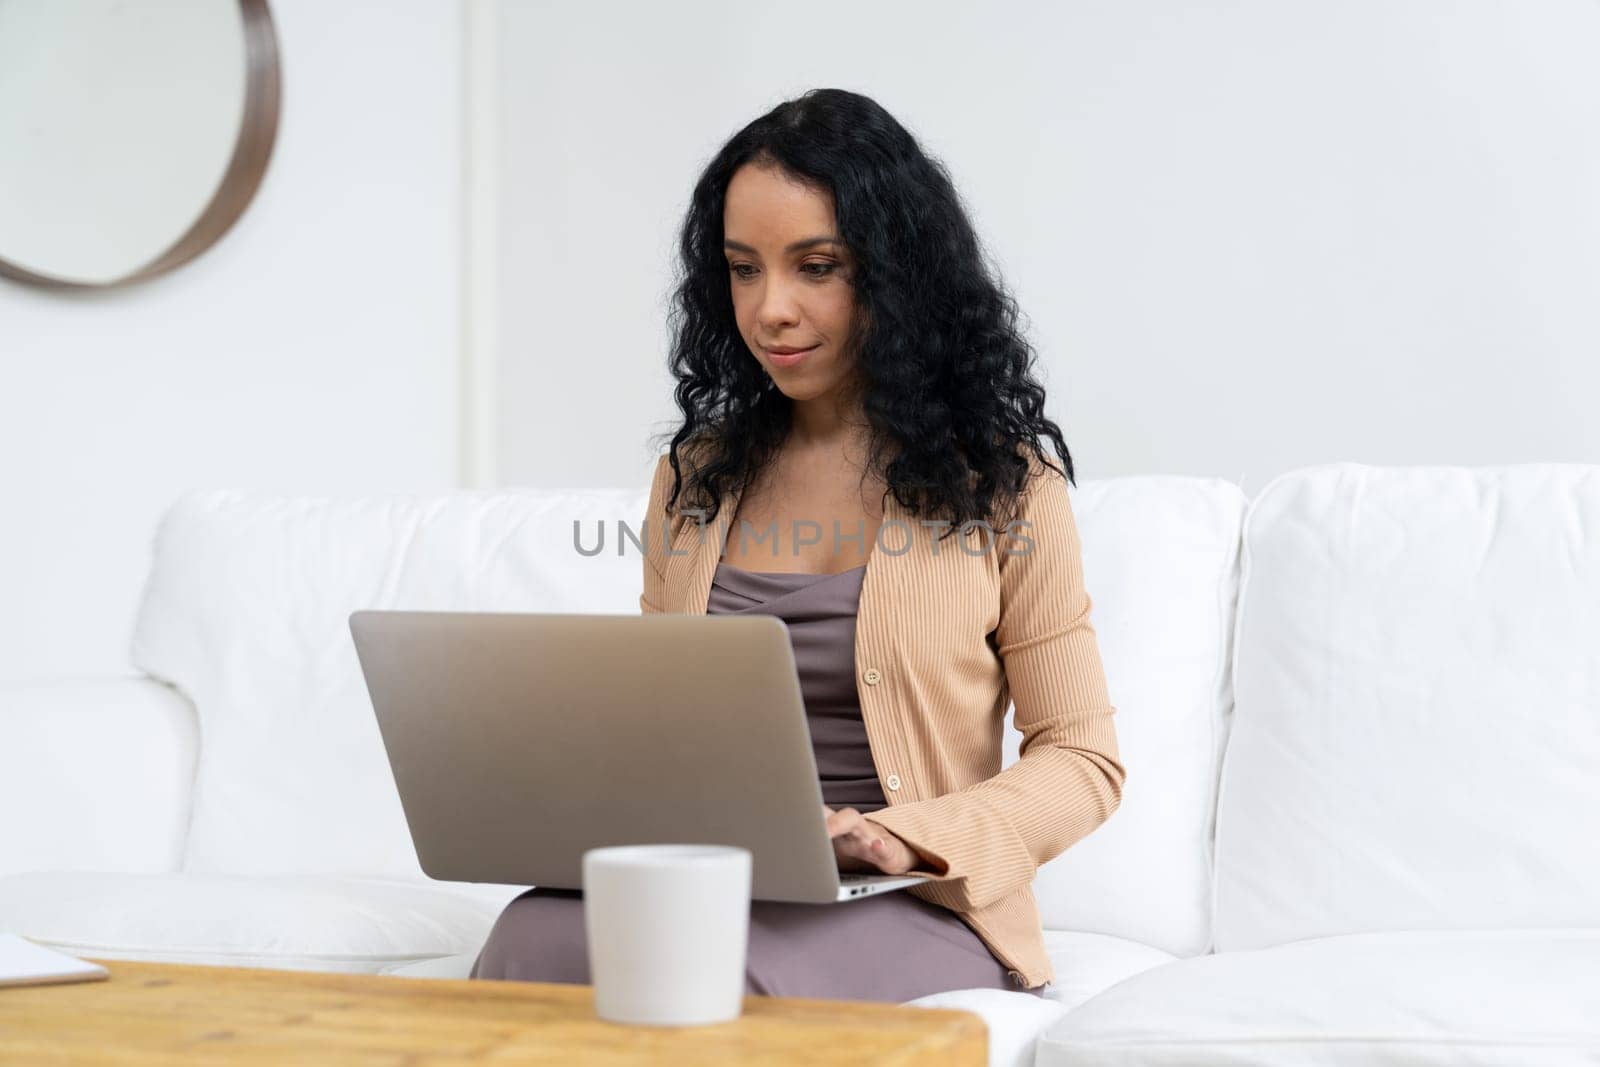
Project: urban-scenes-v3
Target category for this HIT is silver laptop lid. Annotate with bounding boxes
[349,610,876,903]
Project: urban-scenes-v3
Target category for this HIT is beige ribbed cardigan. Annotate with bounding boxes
[637,448,1127,990]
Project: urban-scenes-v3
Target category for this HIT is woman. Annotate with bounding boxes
[471,88,1126,1002]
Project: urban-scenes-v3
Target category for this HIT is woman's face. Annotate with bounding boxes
[722,162,860,405]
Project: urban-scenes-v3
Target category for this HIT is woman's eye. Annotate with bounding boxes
[728,262,835,280]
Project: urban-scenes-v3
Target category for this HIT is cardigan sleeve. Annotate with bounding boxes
[862,456,1128,912]
[639,453,674,615]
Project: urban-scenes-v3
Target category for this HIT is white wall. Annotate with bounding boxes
[7,1,1600,682]
[493,0,1600,494]
[0,0,463,685]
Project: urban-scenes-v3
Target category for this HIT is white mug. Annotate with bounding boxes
[582,844,752,1025]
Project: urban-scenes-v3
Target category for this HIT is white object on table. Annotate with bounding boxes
[583,844,752,1026]
[0,932,109,988]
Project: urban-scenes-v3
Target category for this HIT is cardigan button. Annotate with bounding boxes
[886,774,902,791]
[862,667,881,685]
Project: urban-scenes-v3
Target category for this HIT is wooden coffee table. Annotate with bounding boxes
[0,958,987,1064]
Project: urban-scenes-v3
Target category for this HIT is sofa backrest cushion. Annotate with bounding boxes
[1005,477,1245,958]
[1214,462,1600,951]
[129,473,1246,961]
[130,487,651,879]
[0,676,197,878]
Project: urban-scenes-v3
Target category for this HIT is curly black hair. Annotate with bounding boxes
[649,87,1074,540]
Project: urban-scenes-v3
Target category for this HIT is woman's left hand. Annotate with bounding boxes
[824,804,920,875]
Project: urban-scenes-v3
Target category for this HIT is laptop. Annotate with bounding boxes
[347,609,932,904]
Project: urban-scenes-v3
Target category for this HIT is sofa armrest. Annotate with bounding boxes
[0,675,197,877]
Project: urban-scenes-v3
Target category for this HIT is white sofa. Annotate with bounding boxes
[4,462,1597,1066]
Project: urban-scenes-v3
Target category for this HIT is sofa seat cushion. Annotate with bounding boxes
[1035,929,1600,1066]
[904,989,1070,1067]
[0,872,528,974]
[906,932,1176,1067]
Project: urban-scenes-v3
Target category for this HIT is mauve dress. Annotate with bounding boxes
[468,561,1043,1002]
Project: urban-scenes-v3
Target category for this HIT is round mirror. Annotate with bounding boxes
[0,0,279,290]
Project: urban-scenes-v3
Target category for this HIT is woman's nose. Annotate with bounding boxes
[755,276,801,329]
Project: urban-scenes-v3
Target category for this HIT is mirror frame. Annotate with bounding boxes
[0,0,281,291]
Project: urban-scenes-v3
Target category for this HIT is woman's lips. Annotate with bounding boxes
[767,345,818,367]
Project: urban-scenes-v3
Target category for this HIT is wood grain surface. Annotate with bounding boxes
[0,958,987,1065]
